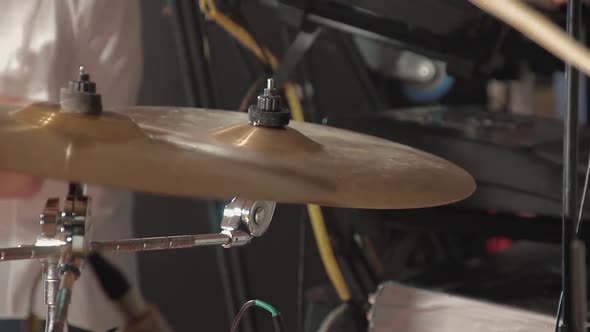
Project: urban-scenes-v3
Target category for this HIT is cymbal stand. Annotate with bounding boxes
[0,195,276,332]
[33,183,89,332]
[35,197,63,332]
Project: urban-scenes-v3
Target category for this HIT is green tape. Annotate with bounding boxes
[254,300,280,317]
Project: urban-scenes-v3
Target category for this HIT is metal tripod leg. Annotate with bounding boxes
[43,260,60,332]
[43,183,88,332]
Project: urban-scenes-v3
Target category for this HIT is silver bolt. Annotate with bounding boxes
[417,64,432,78]
[254,207,266,225]
[267,78,275,90]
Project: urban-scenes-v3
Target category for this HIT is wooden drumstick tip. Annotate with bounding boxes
[123,305,174,332]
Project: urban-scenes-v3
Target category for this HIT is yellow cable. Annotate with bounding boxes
[199,0,351,302]
[283,83,304,121]
[307,204,352,301]
[199,0,278,68]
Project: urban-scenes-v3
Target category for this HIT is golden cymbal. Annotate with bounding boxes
[0,102,475,209]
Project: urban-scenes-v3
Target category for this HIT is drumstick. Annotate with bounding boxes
[469,0,590,77]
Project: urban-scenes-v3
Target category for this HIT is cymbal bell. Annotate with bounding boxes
[0,102,475,209]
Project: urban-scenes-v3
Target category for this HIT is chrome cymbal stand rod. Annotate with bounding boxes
[0,230,248,261]
[92,233,234,253]
[0,246,57,261]
[94,198,276,253]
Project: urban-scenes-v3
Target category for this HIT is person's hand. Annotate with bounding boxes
[0,95,41,197]
[0,171,42,198]
[0,95,29,105]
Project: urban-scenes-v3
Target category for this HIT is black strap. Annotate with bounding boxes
[273,25,323,89]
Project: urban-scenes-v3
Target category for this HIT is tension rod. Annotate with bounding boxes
[0,231,251,261]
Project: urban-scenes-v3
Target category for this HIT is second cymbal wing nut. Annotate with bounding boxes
[248,78,291,128]
[257,78,281,111]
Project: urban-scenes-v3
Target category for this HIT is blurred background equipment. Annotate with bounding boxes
[0,0,587,331]
[123,0,590,330]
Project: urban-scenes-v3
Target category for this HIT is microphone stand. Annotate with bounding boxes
[561,0,587,331]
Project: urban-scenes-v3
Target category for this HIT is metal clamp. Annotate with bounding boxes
[220,197,276,248]
[61,183,89,257]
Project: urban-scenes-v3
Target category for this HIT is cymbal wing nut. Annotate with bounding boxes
[59,66,102,115]
[248,77,290,128]
[248,105,291,128]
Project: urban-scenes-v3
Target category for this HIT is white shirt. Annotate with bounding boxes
[0,1,142,331]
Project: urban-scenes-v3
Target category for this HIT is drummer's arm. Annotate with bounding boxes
[0,96,42,198]
[0,95,29,105]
